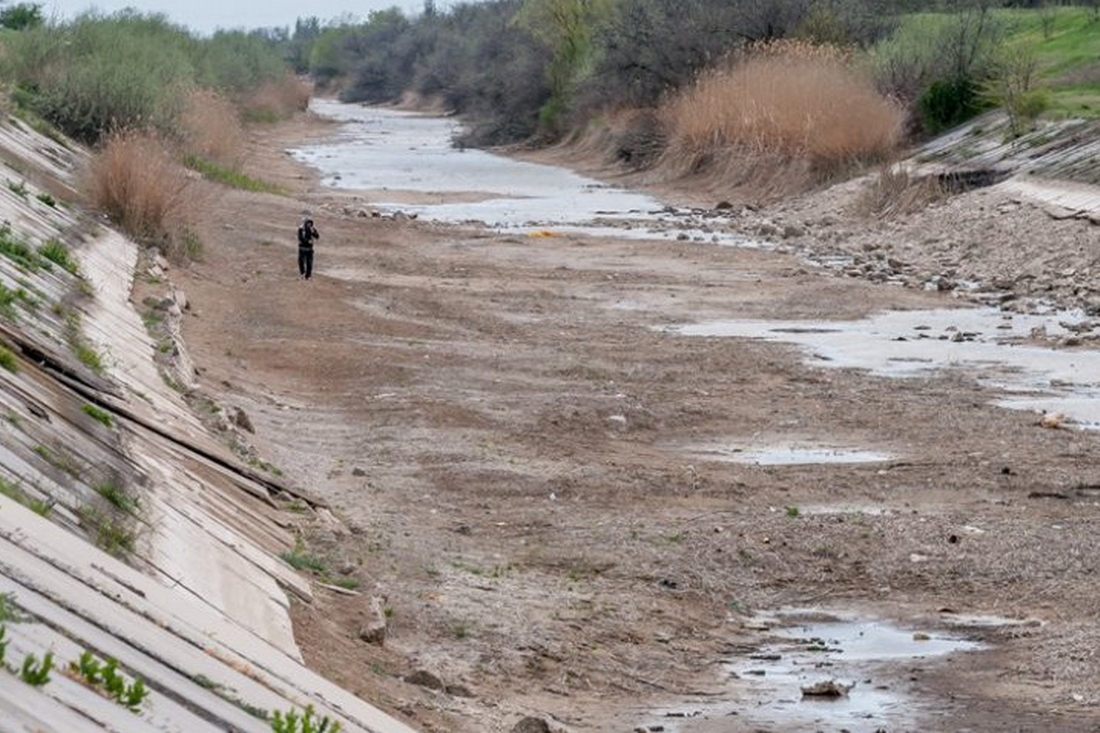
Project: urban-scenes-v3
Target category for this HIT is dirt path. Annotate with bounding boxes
[168,111,1100,732]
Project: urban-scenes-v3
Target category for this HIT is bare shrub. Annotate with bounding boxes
[241,74,312,122]
[179,89,245,168]
[86,130,203,261]
[661,40,904,194]
[853,163,947,218]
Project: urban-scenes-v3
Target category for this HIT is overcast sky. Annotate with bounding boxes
[40,0,446,35]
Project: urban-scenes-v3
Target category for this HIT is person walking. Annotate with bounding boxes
[297,218,320,280]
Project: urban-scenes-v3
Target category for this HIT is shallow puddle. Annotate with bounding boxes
[671,307,1100,429]
[684,443,892,465]
[644,611,982,732]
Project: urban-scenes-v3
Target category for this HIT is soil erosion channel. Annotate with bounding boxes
[177,100,1100,732]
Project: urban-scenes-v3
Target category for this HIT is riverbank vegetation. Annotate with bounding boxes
[283,0,1099,199]
[0,9,306,254]
[0,1,1097,220]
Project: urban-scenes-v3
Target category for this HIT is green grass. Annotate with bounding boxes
[0,477,51,517]
[998,8,1100,117]
[0,283,17,318]
[241,108,279,124]
[94,483,138,514]
[77,505,136,558]
[182,154,283,194]
[32,444,82,477]
[0,591,31,623]
[38,239,77,274]
[0,345,18,373]
[280,541,328,573]
[75,342,104,372]
[65,312,105,373]
[321,575,360,590]
[82,403,114,428]
[0,226,41,271]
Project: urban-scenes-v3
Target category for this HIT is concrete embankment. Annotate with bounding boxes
[0,117,415,730]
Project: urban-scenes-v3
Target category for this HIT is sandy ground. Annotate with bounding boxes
[164,111,1100,732]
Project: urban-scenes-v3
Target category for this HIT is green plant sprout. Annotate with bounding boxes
[271,704,342,733]
[20,650,53,686]
[70,651,149,712]
[0,624,7,665]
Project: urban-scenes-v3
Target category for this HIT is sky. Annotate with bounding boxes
[39,0,445,35]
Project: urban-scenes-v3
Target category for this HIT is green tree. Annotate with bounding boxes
[514,0,612,136]
[0,2,43,30]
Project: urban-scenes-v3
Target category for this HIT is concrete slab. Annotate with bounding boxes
[1,495,418,733]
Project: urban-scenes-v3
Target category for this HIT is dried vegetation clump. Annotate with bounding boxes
[86,130,204,260]
[853,163,948,218]
[179,89,245,168]
[660,40,905,200]
[241,75,313,122]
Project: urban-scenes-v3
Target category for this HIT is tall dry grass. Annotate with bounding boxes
[179,89,245,168]
[86,130,205,261]
[241,74,312,122]
[661,40,904,196]
[854,163,947,218]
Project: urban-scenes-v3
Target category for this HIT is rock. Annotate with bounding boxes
[511,717,552,733]
[358,596,388,646]
[231,407,254,434]
[445,683,474,697]
[404,669,445,691]
[801,679,854,697]
[1038,412,1066,429]
[352,467,367,477]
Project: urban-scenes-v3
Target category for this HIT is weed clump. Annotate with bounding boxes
[86,130,203,260]
[240,75,312,123]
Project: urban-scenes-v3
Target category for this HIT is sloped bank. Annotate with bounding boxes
[0,116,415,730]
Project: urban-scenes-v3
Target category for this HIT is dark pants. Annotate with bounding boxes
[298,247,314,279]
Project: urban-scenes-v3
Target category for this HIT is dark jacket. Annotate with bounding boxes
[297,223,320,249]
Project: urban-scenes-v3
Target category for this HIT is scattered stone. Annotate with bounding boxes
[231,407,254,434]
[358,596,388,646]
[404,669,445,691]
[445,683,474,697]
[801,679,854,697]
[1038,412,1066,429]
[913,632,932,641]
[511,716,551,733]
[352,467,367,477]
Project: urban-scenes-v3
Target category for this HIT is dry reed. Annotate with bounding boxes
[661,40,904,195]
[241,74,312,121]
[179,89,245,168]
[853,163,947,218]
[86,130,201,249]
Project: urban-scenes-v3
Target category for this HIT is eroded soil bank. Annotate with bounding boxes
[170,107,1100,732]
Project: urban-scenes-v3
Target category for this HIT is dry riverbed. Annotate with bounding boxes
[165,108,1100,732]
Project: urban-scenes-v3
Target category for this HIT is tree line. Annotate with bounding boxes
[285,0,1096,146]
